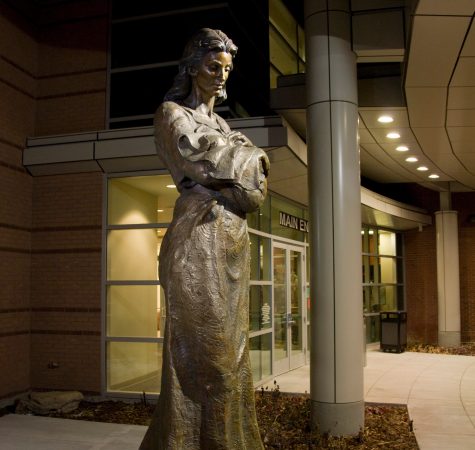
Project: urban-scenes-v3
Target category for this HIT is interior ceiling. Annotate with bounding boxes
[276,0,475,194]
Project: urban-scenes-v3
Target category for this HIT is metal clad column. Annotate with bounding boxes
[305,0,364,435]
[436,210,461,347]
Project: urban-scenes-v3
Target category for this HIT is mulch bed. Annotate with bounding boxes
[8,345,475,447]
[407,342,475,356]
[37,387,418,449]
[7,345,475,447]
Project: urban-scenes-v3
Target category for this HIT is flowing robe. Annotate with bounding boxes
[140,101,269,450]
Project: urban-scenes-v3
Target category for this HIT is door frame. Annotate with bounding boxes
[272,240,307,376]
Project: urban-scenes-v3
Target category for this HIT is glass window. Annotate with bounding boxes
[249,285,272,332]
[110,66,176,119]
[106,174,177,395]
[378,230,397,256]
[247,210,258,230]
[107,341,162,393]
[306,284,311,352]
[362,225,404,343]
[297,25,306,63]
[270,65,280,89]
[259,196,271,234]
[106,176,311,394]
[363,285,381,314]
[111,1,218,21]
[379,285,399,312]
[269,26,298,75]
[250,234,271,281]
[109,3,271,126]
[365,315,380,343]
[306,246,310,284]
[368,228,377,253]
[247,195,271,233]
[361,255,379,283]
[268,0,305,79]
[107,285,166,338]
[108,176,177,225]
[269,0,297,52]
[111,9,229,69]
[380,257,397,284]
[107,229,160,280]
[249,333,272,382]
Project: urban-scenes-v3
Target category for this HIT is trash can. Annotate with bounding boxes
[380,311,407,353]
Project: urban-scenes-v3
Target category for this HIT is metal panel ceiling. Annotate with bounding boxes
[271,1,475,193]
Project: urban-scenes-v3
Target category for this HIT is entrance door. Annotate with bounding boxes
[273,243,306,375]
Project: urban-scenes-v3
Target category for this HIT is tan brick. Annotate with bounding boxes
[38,71,106,98]
[0,334,30,399]
[404,225,438,344]
[31,334,100,393]
[0,252,31,309]
[38,17,108,77]
[35,91,106,135]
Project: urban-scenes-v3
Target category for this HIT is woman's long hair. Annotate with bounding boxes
[164,28,238,105]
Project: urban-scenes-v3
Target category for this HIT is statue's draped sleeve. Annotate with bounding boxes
[155,101,269,211]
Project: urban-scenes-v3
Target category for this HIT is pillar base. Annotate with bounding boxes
[438,331,461,348]
[312,400,364,436]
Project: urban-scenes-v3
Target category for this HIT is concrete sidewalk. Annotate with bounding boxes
[0,414,146,449]
[263,346,475,450]
[1,347,474,449]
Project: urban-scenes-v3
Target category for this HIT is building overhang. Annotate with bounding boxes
[23,116,431,231]
[23,117,294,175]
[361,187,432,230]
[23,116,309,206]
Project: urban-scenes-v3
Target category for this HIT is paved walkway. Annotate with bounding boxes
[262,346,475,450]
[0,415,146,449]
[1,347,474,449]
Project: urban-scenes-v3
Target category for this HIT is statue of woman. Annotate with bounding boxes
[140,28,269,449]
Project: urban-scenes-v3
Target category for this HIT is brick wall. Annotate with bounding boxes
[30,172,103,393]
[0,0,108,401]
[35,0,108,135]
[453,193,475,342]
[30,1,108,394]
[404,225,438,344]
[0,2,36,402]
[404,191,475,345]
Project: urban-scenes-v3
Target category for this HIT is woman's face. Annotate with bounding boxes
[193,51,233,101]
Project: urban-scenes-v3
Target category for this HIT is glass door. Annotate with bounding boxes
[273,243,306,375]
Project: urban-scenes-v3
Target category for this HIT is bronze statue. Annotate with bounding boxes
[140,28,269,449]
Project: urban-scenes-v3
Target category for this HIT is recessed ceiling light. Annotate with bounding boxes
[417,166,429,171]
[166,184,176,189]
[386,132,400,139]
[428,174,440,179]
[396,145,409,152]
[405,156,418,162]
[157,209,164,212]
[378,115,394,123]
